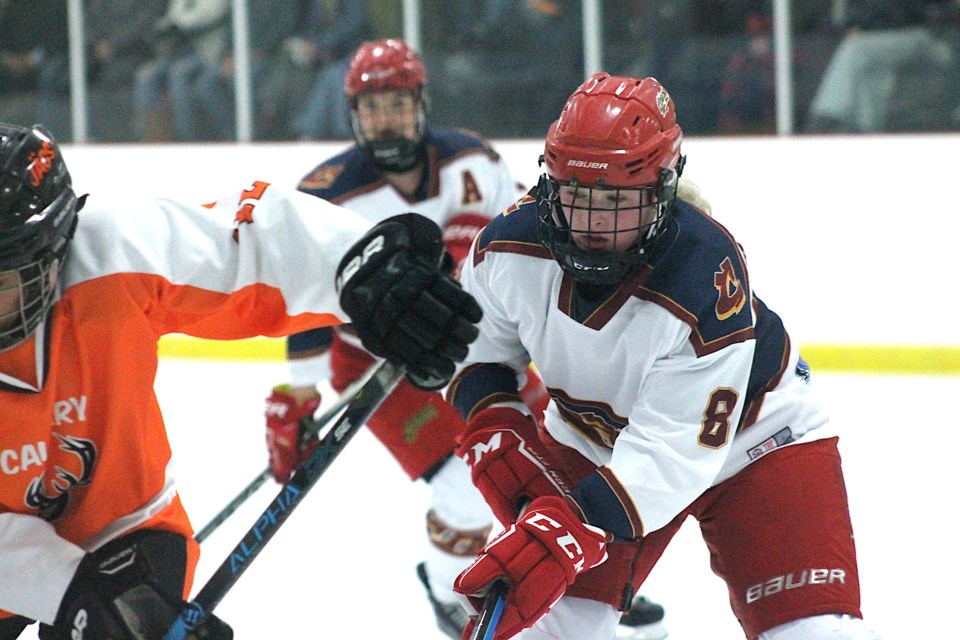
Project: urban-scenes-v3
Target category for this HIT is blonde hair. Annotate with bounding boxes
[677,178,712,217]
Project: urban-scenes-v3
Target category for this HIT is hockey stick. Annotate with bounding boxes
[469,580,508,640]
[193,364,383,544]
[162,359,406,640]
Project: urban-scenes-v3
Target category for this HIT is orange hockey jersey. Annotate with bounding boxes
[0,182,369,624]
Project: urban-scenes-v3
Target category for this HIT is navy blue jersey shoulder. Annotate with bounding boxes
[642,201,753,345]
[644,202,793,420]
[475,193,540,253]
[296,145,376,202]
[426,126,500,164]
[296,126,498,202]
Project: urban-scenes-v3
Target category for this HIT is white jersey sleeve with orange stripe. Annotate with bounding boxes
[64,181,371,333]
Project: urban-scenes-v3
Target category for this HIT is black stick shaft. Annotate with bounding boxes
[470,581,508,640]
[193,364,382,544]
[162,360,405,640]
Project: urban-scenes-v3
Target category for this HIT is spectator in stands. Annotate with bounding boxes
[805,0,956,133]
[718,7,776,134]
[288,0,369,140]
[0,0,52,127]
[132,0,230,141]
[453,0,582,137]
[605,0,769,135]
[601,2,692,80]
[84,0,166,141]
[20,1,69,139]
[190,0,299,140]
[15,0,166,143]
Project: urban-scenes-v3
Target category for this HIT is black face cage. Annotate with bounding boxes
[350,90,427,173]
[0,125,79,351]
[0,189,76,352]
[535,169,680,285]
[0,256,58,351]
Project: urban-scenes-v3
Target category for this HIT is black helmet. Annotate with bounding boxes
[0,123,79,350]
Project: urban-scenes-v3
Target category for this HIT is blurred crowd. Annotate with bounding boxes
[1,0,958,143]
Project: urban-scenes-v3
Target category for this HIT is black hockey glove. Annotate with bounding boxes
[47,533,232,640]
[336,213,483,391]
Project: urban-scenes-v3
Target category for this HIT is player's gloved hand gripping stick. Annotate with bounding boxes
[166,213,481,640]
[197,211,480,543]
[194,366,381,544]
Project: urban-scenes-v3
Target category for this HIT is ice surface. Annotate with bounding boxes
[17,360,958,639]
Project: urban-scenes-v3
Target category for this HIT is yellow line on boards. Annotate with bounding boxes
[158,335,286,361]
[801,344,960,375]
[156,336,960,375]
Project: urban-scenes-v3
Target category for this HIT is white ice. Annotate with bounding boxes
[19,359,959,639]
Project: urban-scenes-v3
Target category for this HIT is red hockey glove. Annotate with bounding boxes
[454,496,609,640]
[456,407,572,526]
[265,385,322,482]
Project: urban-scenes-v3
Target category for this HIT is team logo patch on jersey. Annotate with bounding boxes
[24,433,97,521]
[402,404,440,443]
[232,181,270,242]
[300,164,344,190]
[503,195,535,216]
[713,256,746,320]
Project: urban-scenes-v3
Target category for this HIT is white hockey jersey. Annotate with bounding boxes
[450,196,832,539]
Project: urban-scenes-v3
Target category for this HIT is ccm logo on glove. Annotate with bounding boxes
[526,511,592,572]
[335,234,385,291]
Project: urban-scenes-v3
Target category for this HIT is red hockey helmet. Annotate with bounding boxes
[344,39,426,100]
[537,73,685,284]
[544,73,683,189]
[344,39,428,172]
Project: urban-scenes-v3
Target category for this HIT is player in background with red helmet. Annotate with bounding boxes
[263,38,522,639]
[445,73,882,639]
[263,40,668,640]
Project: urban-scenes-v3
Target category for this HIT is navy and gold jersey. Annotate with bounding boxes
[453,197,830,537]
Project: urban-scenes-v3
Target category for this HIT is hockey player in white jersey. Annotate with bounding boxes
[441,73,882,640]
[263,41,667,640]
[263,38,531,639]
